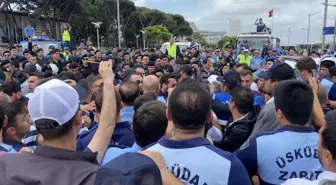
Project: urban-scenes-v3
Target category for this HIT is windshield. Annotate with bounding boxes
[236,37,270,51]
[21,43,60,54]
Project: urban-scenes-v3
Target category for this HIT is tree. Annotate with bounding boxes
[143,25,171,46]
[192,32,207,46]
[218,36,236,49]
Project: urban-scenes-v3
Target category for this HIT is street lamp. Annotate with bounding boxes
[322,2,336,48]
[140,30,146,49]
[307,11,322,47]
[135,35,140,48]
[288,26,295,46]
[91,22,103,49]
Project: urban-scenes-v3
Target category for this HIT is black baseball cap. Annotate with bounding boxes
[95,153,162,185]
[216,70,241,89]
[24,64,37,74]
[69,62,79,69]
[258,62,295,81]
[48,45,55,49]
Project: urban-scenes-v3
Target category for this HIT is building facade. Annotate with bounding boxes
[189,22,227,44]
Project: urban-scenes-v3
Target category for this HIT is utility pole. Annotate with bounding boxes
[333,16,336,50]
[117,0,121,48]
[140,30,146,49]
[307,11,322,48]
[91,22,102,49]
[288,26,294,46]
[321,2,336,50]
[322,0,328,49]
[136,35,140,48]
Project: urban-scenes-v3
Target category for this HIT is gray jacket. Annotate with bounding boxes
[0,145,98,185]
[248,101,280,139]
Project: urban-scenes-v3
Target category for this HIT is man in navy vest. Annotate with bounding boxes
[146,79,251,185]
[235,80,323,185]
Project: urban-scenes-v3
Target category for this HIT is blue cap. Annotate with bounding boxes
[95,153,162,185]
[216,70,241,89]
[258,62,294,80]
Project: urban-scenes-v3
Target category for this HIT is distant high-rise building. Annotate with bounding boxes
[189,22,227,44]
[229,20,241,36]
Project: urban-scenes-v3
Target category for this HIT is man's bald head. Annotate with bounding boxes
[0,92,11,105]
[143,75,160,94]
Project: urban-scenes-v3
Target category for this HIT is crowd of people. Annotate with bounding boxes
[0,36,335,185]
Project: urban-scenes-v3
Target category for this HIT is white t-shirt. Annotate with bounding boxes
[250,82,259,92]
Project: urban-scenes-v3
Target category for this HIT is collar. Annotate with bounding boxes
[318,171,336,181]
[131,143,143,151]
[115,121,131,129]
[282,125,316,133]
[121,106,134,112]
[158,136,211,149]
[2,138,26,152]
[34,145,98,164]
[0,145,8,152]
[266,97,274,104]
[228,113,250,127]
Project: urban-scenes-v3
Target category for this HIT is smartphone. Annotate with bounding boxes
[311,69,317,78]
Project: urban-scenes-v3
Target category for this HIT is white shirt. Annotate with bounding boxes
[250,82,259,92]
[282,171,336,185]
[266,97,274,104]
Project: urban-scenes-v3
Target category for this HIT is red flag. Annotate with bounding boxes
[269,9,273,17]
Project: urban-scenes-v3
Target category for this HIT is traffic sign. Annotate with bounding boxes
[323,27,335,35]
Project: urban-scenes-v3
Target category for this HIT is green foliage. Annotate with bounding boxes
[218,36,236,49]
[192,32,207,46]
[143,25,171,46]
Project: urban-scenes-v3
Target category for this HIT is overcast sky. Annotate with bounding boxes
[132,0,336,45]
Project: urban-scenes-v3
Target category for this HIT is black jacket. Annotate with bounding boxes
[212,100,261,152]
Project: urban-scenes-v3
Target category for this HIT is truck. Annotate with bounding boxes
[236,32,279,51]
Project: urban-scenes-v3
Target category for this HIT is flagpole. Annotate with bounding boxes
[272,9,274,34]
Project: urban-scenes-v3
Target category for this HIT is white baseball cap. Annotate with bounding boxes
[207,75,220,84]
[28,79,79,128]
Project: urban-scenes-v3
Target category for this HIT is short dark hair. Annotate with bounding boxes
[160,74,174,86]
[239,69,253,77]
[236,63,250,70]
[2,81,21,96]
[119,81,140,106]
[296,57,317,73]
[168,78,211,130]
[35,117,74,140]
[134,93,157,111]
[95,50,101,54]
[274,80,313,126]
[321,123,336,160]
[1,102,25,137]
[121,69,138,82]
[91,75,102,85]
[133,100,168,147]
[59,71,78,81]
[180,65,192,76]
[95,87,121,116]
[230,87,254,114]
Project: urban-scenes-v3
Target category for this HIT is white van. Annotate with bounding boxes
[160,42,201,53]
